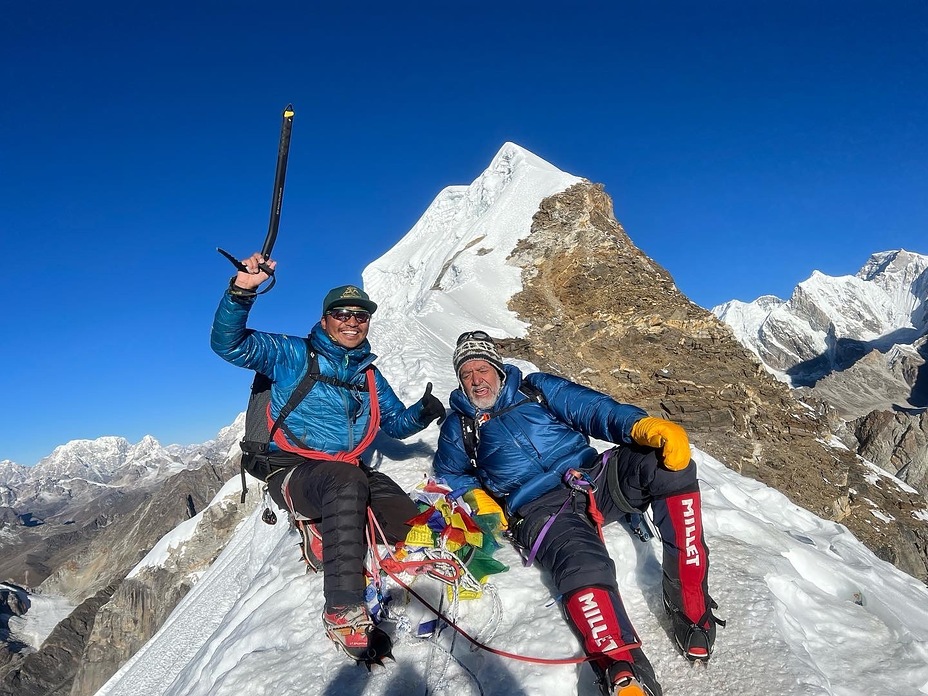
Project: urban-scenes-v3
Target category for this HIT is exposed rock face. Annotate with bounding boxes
[0,585,27,618]
[0,489,152,591]
[504,182,928,582]
[0,584,29,674]
[850,410,928,494]
[38,461,234,602]
[69,472,256,696]
[804,342,925,418]
[0,585,116,696]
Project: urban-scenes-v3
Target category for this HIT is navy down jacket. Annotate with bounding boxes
[433,363,647,513]
[210,291,429,455]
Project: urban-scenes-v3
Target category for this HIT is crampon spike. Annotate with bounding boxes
[356,626,394,670]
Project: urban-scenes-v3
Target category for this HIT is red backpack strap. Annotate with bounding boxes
[271,366,380,463]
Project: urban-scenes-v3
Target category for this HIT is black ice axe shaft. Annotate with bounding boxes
[218,104,295,292]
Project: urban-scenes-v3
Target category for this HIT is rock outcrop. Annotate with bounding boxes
[504,182,928,582]
[850,410,928,495]
[0,585,116,696]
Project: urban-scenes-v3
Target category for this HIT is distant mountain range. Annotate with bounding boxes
[712,250,928,500]
[713,249,928,416]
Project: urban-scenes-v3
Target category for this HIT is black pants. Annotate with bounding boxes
[511,444,709,651]
[267,454,418,608]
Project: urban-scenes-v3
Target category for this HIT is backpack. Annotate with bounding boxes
[237,340,372,502]
[459,378,547,466]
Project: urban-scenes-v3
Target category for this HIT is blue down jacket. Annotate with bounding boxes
[433,363,647,513]
[210,291,428,454]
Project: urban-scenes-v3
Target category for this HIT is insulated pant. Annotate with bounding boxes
[267,456,418,608]
[601,443,710,626]
[510,443,710,655]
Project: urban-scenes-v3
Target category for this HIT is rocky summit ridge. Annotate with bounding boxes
[502,181,927,583]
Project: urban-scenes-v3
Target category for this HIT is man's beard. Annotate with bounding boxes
[470,385,501,410]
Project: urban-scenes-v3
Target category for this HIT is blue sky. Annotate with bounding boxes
[2,1,926,466]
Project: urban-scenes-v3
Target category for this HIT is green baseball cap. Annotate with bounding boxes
[322,285,378,315]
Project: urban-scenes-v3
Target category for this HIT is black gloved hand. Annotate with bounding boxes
[419,382,446,426]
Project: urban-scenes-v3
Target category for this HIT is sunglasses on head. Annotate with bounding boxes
[456,330,492,345]
[326,309,371,324]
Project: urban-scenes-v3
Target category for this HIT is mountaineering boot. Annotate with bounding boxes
[594,648,662,696]
[322,604,394,668]
[663,591,723,663]
[654,490,723,662]
[295,519,323,572]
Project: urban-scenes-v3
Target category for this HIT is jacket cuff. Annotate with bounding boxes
[227,277,258,303]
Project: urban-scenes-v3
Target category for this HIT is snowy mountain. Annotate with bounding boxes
[92,144,928,696]
[713,249,928,406]
[712,250,928,497]
[1,416,244,519]
[0,419,246,695]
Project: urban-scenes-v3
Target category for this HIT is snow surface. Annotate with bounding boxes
[3,586,75,650]
[95,145,928,696]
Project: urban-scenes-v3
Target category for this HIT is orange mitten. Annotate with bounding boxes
[630,417,691,471]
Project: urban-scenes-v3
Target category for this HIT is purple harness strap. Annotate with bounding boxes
[523,495,573,567]
[523,451,611,567]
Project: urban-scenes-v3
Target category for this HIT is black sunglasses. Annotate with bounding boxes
[326,309,371,324]
[456,330,492,345]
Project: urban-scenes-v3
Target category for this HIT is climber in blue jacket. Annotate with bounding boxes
[211,252,446,663]
[433,331,723,696]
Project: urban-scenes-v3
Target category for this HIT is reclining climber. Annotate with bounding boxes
[210,252,446,663]
[432,331,722,696]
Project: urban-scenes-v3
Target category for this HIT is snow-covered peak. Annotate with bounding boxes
[857,249,928,324]
[32,436,136,482]
[859,249,928,282]
[713,249,928,379]
[364,141,581,343]
[0,460,28,482]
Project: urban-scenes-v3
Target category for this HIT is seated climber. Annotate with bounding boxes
[431,331,723,696]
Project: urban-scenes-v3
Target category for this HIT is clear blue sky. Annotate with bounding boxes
[2,1,926,466]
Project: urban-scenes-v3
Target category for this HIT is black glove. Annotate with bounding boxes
[419,382,446,425]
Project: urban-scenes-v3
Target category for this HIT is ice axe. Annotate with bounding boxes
[217,104,295,293]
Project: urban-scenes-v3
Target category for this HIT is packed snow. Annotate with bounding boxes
[95,144,928,696]
[3,586,75,650]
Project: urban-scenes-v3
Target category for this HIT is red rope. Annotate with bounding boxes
[271,367,380,462]
[586,491,606,543]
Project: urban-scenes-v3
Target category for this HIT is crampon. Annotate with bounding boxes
[322,604,394,670]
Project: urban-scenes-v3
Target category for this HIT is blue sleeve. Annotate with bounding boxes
[526,372,647,445]
[209,291,304,377]
[432,416,481,492]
